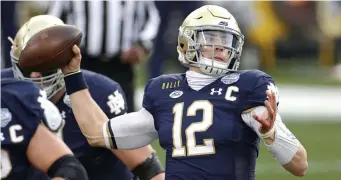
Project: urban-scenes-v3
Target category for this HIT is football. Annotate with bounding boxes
[19,25,82,73]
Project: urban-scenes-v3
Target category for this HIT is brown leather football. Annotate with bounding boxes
[19,25,82,73]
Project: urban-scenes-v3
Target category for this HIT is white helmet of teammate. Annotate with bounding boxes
[177,5,244,76]
[9,15,66,99]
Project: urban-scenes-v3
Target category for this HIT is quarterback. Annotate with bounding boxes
[61,5,307,180]
[3,15,164,180]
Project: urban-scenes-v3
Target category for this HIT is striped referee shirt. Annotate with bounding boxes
[47,1,160,57]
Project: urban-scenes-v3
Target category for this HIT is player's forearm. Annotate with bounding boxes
[69,89,107,147]
[282,144,308,176]
[111,145,165,180]
[263,129,308,176]
[242,109,308,176]
[111,145,155,169]
[151,173,165,180]
[63,71,158,150]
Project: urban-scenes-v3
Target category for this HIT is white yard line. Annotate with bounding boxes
[256,160,341,174]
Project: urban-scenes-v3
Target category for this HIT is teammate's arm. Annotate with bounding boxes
[27,123,88,180]
[242,91,308,176]
[111,148,164,180]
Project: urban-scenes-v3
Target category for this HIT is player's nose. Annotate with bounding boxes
[30,72,43,78]
[214,46,225,52]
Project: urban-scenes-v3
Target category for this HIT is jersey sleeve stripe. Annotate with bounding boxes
[107,120,118,149]
[103,121,117,149]
[103,120,118,149]
[103,121,111,149]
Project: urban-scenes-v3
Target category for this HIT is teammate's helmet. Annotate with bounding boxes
[9,15,65,99]
[177,5,244,76]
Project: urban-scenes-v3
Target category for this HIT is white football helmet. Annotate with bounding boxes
[9,15,66,99]
[177,5,244,76]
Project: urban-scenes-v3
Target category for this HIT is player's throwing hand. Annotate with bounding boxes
[252,90,278,134]
[61,45,82,75]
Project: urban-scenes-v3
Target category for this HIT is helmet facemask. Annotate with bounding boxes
[10,51,65,99]
[178,25,244,76]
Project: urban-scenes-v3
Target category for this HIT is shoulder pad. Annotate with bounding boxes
[38,91,63,132]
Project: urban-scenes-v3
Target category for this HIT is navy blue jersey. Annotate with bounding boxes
[2,68,133,180]
[1,78,47,179]
[54,70,132,180]
[143,70,277,180]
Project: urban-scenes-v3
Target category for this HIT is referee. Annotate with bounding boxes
[47,1,160,112]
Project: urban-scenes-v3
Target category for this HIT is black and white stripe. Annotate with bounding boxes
[48,1,160,57]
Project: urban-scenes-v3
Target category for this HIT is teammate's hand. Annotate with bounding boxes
[252,90,278,134]
[61,45,82,74]
[120,45,146,64]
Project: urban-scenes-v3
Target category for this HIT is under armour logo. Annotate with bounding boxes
[210,88,223,95]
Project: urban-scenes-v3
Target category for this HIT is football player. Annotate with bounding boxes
[2,15,164,180]
[48,5,309,179]
[1,78,89,180]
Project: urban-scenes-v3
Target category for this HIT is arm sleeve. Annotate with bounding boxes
[102,108,158,150]
[241,106,296,139]
[241,107,300,165]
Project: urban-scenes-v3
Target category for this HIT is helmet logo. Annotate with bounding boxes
[218,21,228,26]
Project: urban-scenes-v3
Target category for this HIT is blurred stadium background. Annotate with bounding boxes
[1,1,341,180]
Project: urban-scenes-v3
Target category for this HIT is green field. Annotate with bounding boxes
[151,121,341,180]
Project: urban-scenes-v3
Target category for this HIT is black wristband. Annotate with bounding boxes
[132,151,164,180]
[63,71,88,95]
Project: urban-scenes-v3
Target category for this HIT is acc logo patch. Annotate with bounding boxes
[221,73,240,85]
[169,90,183,99]
[1,108,12,128]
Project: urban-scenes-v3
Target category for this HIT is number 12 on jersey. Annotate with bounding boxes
[172,100,215,157]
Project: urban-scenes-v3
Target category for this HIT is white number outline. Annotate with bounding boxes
[172,100,215,157]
